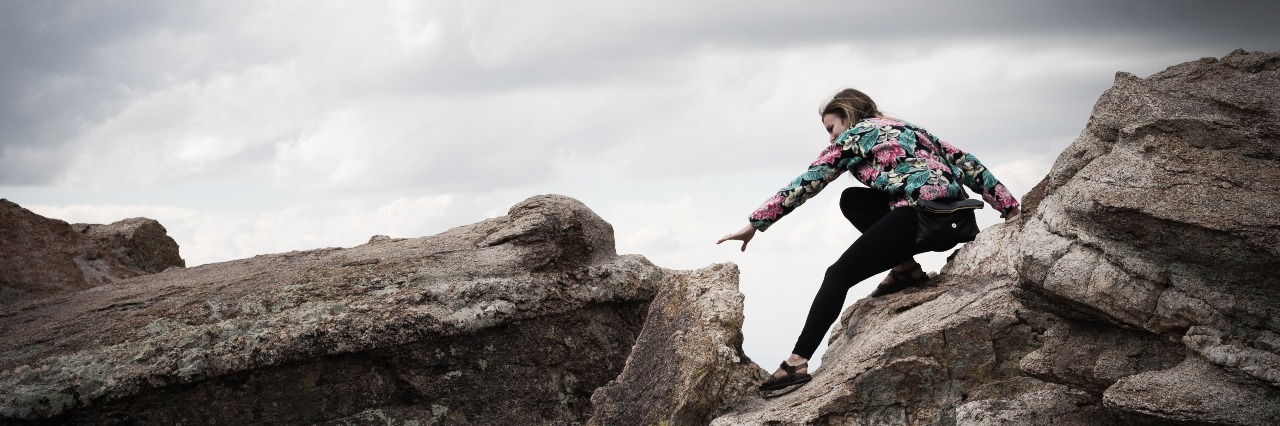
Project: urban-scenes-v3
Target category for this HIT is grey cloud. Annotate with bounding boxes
[440,0,1278,73]
[0,1,289,183]
[1,0,1276,187]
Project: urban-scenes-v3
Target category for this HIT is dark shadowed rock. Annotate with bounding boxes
[75,218,187,281]
[0,199,184,309]
[711,50,1280,425]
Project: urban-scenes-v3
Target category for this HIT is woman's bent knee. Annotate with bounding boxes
[840,187,878,204]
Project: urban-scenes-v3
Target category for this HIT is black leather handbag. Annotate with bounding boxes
[915,198,984,252]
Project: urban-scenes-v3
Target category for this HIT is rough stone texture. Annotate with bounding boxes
[0,195,758,425]
[954,385,1127,426]
[1019,321,1184,394]
[588,263,766,425]
[75,218,187,280]
[0,199,185,309]
[710,50,1280,425]
[713,277,1067,425]
[1105,356,1280,425]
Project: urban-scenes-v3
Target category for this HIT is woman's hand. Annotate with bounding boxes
[1004,206,1021,222]
[717,224,757,252]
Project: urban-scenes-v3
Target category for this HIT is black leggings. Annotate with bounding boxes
[790,187,929,359]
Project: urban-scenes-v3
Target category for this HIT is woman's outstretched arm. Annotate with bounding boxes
[720,125,873,250]
[747,126,873,232]
[747,156,842,231]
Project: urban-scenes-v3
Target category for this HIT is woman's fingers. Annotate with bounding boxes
[1004,206,1022,222]
[718,224,756,251]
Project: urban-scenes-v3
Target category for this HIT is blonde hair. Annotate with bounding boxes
[819,88,882,127]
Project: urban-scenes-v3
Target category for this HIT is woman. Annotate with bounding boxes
[716,88,1020,394]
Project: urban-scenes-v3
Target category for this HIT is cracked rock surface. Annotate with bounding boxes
[712,50,1280,425]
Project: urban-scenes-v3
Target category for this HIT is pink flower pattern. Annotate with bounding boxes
[856,164,878,183]
[750,194,786,221]
[988,184,1019,214]
[915,132,937,151]
[811,144,841,166]
[873,143,906,166]
[919,185,948,201]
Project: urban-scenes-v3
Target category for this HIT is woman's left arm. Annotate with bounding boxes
[748,141,862,232]
[935,138,1020,218]
[725,124,871,249]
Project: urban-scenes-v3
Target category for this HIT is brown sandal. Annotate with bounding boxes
[871,264,930,297]
[758,361,811,392]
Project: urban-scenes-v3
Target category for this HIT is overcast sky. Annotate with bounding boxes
[3,0,1277,369]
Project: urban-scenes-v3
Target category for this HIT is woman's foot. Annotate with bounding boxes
[871,261,929,297]
[759,357,811,394]
[765,360,809,384]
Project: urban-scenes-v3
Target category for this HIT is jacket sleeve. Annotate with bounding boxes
[935,138,1020,217]
[749,126,871,231]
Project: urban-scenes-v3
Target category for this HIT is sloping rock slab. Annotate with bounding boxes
[711,276,1062,425]
[0,195,661,424]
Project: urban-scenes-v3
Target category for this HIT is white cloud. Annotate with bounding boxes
[26,204,201,226]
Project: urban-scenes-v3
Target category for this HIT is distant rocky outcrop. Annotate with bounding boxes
[0,200,184,309]
[706,49,1280,425]
[0,195,761,425]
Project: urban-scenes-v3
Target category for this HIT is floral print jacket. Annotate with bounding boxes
[749,117,1019,231]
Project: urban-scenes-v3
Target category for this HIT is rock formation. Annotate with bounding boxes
[3,49,1278,425]
[706,49,1280,425]
[588,263,763,425]
[0,199,185,309]
[0,195,762,425]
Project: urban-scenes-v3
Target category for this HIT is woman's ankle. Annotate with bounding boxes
[891,259,920,273]
[786,354,808,365]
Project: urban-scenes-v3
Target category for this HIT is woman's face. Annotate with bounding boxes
[822,113,848,143]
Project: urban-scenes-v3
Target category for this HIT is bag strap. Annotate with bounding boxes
[916,198,984,213]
